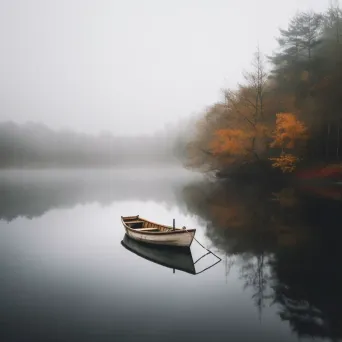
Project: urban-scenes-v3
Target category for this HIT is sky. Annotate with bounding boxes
[0,0,331,135]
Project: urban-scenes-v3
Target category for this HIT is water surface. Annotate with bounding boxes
[0,168,341,342]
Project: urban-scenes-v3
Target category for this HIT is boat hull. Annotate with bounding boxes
[124,226,195,247]
[121,215,196,247]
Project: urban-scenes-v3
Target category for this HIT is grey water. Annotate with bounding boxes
[0,168,341,342]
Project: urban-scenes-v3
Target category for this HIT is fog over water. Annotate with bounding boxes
[0,0,327,135]
[0,121,190,168]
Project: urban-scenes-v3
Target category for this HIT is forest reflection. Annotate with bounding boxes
[0,169,195,221]
[180,178,342,340]
[1,170,342,340]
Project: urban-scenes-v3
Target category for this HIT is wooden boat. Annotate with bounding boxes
[121,234,196,275]
[121,215,196,247]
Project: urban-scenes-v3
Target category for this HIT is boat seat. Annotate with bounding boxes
[134,228,160,231]
[126,220,143,224]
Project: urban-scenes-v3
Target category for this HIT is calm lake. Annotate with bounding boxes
[0,167,341,342]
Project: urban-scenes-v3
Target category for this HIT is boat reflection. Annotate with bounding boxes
[121,234,221,275]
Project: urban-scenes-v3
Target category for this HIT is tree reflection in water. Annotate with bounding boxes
[179,178,342,340]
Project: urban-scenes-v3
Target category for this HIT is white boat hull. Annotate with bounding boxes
[125,227,195,247]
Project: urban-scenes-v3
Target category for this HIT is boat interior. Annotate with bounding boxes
[123,216,176,233]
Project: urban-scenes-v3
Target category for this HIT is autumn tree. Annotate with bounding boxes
[270,113,308,172]
[185,4,342,178]
[208,47,271,171]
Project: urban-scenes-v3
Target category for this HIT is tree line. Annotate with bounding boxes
[185,4,342,177]
[0,121,182,168]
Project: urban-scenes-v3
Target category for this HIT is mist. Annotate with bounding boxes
[0,0,327,137]
[0,0,327,170]
[0,121,196,168]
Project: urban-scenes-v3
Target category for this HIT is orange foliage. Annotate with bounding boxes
[270,113,308,149]
[210,129,253,156]
[210,124,270,158]
[270,153,299,173]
